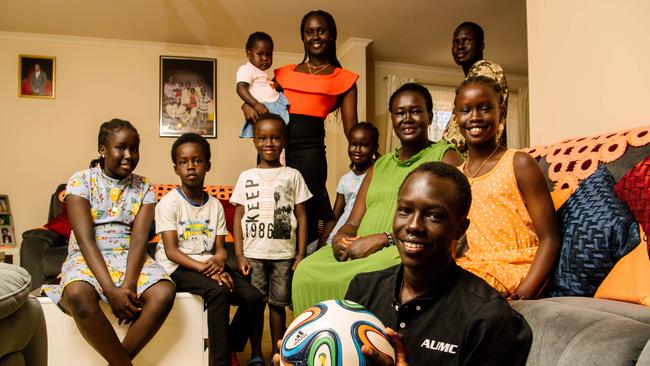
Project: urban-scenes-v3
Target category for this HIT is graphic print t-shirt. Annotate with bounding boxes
[155,189,228,274]
[230,167,312,260]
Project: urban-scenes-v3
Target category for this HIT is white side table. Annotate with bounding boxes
[0,247,20,266]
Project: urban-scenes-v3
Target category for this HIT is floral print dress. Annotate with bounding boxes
[43,167,171,311]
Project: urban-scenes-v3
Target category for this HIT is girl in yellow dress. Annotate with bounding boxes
[454,76,561,300]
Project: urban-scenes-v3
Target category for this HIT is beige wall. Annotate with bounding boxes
[526,0,650,145]
[0,32,359,238]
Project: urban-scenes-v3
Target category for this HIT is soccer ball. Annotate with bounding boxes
[280,299,395,366]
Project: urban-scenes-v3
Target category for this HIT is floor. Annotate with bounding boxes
[233,306,295,365]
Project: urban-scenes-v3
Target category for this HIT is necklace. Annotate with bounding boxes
[307,62,330,75]
[465,145,501,181]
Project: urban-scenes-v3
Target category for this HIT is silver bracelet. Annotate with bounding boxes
[384,232,395,247]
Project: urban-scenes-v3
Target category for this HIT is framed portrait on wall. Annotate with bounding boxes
[159,56,217,138]
[18,55,56,99]
[0,226,15,246]
[0,195,9,214]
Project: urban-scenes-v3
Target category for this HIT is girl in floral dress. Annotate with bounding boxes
[43,119,175,365]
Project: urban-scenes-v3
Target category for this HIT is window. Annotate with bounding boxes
[426,85,455,142]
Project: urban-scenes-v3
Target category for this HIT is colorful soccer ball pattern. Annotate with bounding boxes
[280,300,395,366]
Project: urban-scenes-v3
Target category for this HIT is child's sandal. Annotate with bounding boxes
[247,356,265,366]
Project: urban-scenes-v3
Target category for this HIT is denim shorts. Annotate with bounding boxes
[247,257,293,307]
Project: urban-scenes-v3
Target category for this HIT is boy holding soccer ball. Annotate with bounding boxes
[345,162,532,365]
[275,163,531,365]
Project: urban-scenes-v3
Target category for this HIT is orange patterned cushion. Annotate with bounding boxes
[523,125,650,191]
[153,184,234,201]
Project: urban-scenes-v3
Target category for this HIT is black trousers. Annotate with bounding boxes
[286,114,335,243]
[170,266,264,366]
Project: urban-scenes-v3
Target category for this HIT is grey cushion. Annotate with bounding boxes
[541,296,650,324]
[512,299,650,366]
[0,263,31,320]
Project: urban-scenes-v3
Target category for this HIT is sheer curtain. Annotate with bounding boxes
[385,75,415,151]
[516,87,530,148]
[502,88,530,148]
[426,85,455,142]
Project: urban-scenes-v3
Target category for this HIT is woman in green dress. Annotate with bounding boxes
[292,83,462,313]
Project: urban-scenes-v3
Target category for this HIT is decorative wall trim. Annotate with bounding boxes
[339,37,373,56]
[0,31,300,59]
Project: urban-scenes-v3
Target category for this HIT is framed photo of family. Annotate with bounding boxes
[0,195,16,247]
[159,56,217,138]
[18,55,56,99]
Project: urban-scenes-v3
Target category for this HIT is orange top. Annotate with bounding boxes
[456,149,539,293]
[274,64,358,120]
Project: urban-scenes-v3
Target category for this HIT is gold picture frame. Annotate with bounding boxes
[18,54,56,99]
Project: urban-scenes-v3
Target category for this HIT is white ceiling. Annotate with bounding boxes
[0,0,528,75]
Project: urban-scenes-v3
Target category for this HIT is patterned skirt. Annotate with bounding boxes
[43,247,172,314]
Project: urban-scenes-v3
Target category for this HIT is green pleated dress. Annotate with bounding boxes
[291,141,457,313]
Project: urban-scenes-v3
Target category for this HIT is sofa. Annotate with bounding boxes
[510,125,650,366]
[0,263,47,366]
[20,184,68,291]
[19,126,650,365]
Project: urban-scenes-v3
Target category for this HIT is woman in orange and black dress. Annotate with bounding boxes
[245,10,359,243]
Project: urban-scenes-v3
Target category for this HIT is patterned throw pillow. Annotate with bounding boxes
[547,165,640,297]
[614,155,650,257]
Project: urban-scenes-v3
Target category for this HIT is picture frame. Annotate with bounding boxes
[159,56,217,138]
[18,55,56,99]
[0,195,15,247]
[0,225,15,246]
[0,195,9,214]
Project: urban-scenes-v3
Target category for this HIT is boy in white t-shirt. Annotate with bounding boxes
[231,114,311,357]
[236,32,289,138]
[155,133,265,366]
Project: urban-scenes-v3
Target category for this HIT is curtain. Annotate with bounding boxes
[426,85,455,142]
[385,74,415,151]
[516,87,530,148]
[504,88,530,148]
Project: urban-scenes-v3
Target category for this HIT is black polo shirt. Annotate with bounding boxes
[345,263,532,365]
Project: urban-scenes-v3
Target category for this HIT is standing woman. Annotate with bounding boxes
[245,10,359,243]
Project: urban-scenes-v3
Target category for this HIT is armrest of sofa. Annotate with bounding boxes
[22,229,66,248]
[21,229,68,291]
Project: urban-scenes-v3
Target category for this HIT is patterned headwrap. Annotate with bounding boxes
[443,59,509,153]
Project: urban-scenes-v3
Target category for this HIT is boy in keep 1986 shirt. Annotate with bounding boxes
[231,113,311,357]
